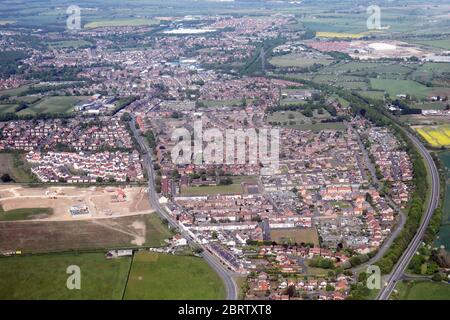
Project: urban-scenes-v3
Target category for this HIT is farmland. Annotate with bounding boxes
[0,213,170,253]
[395,281,450,300]
[369,79,436,100]
[414,125,450,148]
[84,18,159,29]
[269,53,334,68]
[124,251,226,300]
[315,31,364,39]
[0,252,130,299]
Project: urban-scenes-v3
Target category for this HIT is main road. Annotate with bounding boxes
[377,129,440,300]
[129,116,238,300]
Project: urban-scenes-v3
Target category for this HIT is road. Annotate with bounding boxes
[129,116,238,300]
[377,129,440,300]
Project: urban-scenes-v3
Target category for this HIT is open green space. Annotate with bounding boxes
[17,96,89,115]
[395,281,450,300]
[436,151,450,249]
[45,40,93,49]
[0,207,53,221]
[85,18,159,29]
[0,153,34,183]
[124,251,226,300]
[181,184,243,196]
[269,53,334,68]
[267,110,344,131]
[369,78,436,100]
[144,214,173,247]
[0,253,130,299]
[413,38,450,50]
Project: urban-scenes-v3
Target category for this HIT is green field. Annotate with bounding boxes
[198,99,243,108]
[144,214,173,247]
[124,251,226,300]
[0,207,53,221]
[436,151,450,249]
[0,153,34,183]
[45,40,93,49]
[269,53,334,68]
[395,281,450,300]
[370,79,435,100]
[0,253,131,299]
[267,110,344,131]
[414,38,450,50]
[85,18,159,29]
[17,96,89,115]
[181,184,243,196]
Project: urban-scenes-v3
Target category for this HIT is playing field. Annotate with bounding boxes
[124,251,226,300]
[84,18,159,29]
[370,79,433,100]
[395,281,450,300]
[17,96,89,115]
[270,228,319,246]
[269,53,334,68]
[414,125,450,148]
[0,252,130,299]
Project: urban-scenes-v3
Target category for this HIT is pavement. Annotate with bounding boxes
[376,129,440,300]
[129,117,238,300]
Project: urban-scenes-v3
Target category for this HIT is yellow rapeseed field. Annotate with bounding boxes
[316,31,364,39]
[415,125,450,147]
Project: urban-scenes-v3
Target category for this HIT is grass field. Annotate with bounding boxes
[414,125,450,148]
[45,40,93,49]
[144,214,173,247]
[269,54,334,68]
[267,110,345,131]
[395,281,450,300]
[198,99,243,108]
[0,153,34,183]
[270,228,319,246]
[181,184,243,196]
[85,18,159,29]
[0,214,169,253]
[413,38,450,50]
[436,151,450,249]
[0,207,53,221]
[0,253,130,299]
[370,78,435,100]
[17,96,89,115]
[124,251,226,300]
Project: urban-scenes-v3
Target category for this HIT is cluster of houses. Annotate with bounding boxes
[0,117,133,152]
[26,150,144,183]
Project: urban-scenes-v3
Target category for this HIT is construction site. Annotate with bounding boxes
[0,185,153,221]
